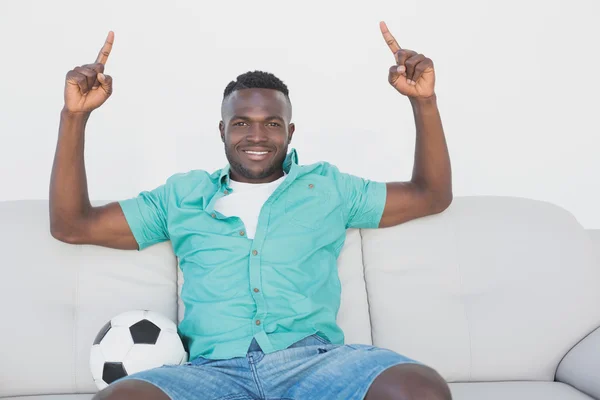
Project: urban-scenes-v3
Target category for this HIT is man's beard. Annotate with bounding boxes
[225,144,287,181]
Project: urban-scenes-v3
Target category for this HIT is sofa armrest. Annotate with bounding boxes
[555,230,600,398]
[556,325,600,399]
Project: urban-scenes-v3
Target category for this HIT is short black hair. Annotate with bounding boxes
[223,70,290,100]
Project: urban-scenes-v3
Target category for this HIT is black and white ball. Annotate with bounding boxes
[89,310,188,389]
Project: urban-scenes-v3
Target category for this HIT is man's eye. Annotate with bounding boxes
[267,122,280,127]
[233,122,248,126]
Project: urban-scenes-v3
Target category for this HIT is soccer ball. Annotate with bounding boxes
[89,310,188,390]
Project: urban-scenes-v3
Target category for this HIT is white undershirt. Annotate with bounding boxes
[213,175,286,239]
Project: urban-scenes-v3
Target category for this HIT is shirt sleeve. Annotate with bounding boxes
[331,165,388,229]
[118,183,170,250]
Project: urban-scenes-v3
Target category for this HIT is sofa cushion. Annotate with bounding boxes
[449,382,593,399]
[361,196,600,382]
[590,230,600,266]
[332,228,374,345]
[0,201,178,398]
[0,383,591,400]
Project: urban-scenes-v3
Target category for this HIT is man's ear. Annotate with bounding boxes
[219,121,225,143]
[288,123,295,143]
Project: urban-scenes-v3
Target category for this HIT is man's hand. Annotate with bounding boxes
[64,31,115,114]
[380,21,435,99]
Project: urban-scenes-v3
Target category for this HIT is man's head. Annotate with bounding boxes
[220,71,295,183]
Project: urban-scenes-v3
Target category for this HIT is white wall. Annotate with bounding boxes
[1,0,599,227]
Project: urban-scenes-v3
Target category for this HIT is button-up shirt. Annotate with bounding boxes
[119,149,387,360]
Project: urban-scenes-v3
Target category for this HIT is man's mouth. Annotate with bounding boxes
[241,149,272,161]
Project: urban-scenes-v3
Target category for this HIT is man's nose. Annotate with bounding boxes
[246,124,268,142]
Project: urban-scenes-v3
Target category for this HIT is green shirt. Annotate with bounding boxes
[119,149,387,360]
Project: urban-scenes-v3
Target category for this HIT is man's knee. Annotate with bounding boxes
[365,363,452,400]
[92,379,170,400]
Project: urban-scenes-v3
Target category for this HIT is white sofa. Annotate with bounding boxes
[0,196,599,399]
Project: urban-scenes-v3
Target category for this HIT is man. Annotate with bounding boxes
[50,21,452,400]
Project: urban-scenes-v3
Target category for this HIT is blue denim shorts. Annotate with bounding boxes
[116,334,419,400]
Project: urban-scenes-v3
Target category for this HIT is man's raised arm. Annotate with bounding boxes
[49,31,138,250]
[377,21,453,228]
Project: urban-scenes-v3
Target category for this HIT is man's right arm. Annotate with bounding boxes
[49,31,138,250]
[49,109,138,250]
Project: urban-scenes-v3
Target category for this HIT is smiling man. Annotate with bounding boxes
[221,87,293,183]
[50,21,452,400]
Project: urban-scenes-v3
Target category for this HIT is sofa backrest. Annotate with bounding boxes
[0,201,179,397]
[360,196,600,382]
[590,230,600,262]
[0,198,599,397]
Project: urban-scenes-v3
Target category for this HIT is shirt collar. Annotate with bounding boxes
[219,148,298,188]
[219,165,231,187]
[283,148,298,174]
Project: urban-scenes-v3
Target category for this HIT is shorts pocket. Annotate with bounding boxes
[182,356,212,367]
[311,333,331,345]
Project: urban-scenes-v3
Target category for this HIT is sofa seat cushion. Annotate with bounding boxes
[450,382,593,399]
[2,382,591,400]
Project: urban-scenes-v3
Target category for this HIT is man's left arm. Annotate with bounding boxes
[378,21,452,228]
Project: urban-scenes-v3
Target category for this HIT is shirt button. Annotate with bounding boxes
[240,231,245,236]
[224,189,229,195]
[255,320,261,326]
[211,213,216,218]
[252,250,258,256]
[308,183,314,189]
[253,288,260,293]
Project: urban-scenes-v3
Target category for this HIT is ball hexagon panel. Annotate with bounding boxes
[94,378,109,391]
[142,310,178,333]
[98,326,134,361]
[111,310,147,328]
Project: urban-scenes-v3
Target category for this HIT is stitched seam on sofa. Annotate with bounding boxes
[73,243,82,392]
[450,209,472,380]
[359,228,375,345]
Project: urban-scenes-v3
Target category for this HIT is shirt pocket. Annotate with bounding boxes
[284,180,333,230]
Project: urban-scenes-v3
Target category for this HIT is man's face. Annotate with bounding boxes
[220,88,295,183]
